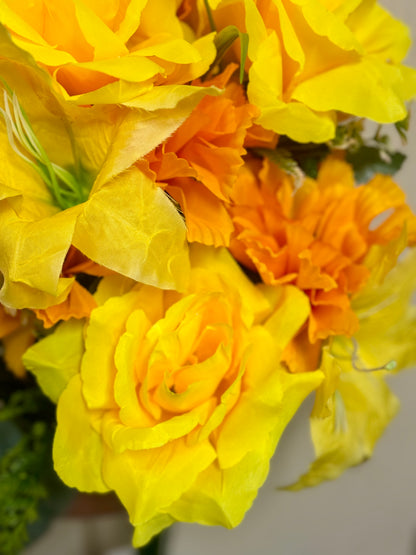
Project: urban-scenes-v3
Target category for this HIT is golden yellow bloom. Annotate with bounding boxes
[24,246,323,545]
[210,0,416,142]
[0,0,216,105]
[0,31,215,309]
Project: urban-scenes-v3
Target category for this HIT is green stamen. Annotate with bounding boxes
[0,87,90,210]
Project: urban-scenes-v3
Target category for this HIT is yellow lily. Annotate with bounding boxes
[286,250,416,489]
[0,29,216,309]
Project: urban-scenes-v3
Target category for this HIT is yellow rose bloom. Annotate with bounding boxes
[23,246,323,545]
[0,30,217,309]
[211,0,416,142]
[0,0,216,105]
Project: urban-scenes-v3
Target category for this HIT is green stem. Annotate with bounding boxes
[137,529,169,555]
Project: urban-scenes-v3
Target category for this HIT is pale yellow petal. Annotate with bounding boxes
[292,59,407,123]
[54,375,110,493]
[23,319,85,403]
[0,203,78,308]
[287,358,399,490]
[102,438,216,527]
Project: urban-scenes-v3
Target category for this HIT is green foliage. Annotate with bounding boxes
[0,362,72,554]
[254,147,303,177]
[346,146,406,184]
[394,114,409,145]
[0,420,50,555]
[253,119,407,182]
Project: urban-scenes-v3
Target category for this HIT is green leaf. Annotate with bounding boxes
[254,147,301,177]
[0,381,73,554]
[346,146,406,183]
[0,422,50,554]
[214,26,239,62]
[203,0,216,31]
[212,26,249,84]
[394,114,409,145]
[239,32,249,84]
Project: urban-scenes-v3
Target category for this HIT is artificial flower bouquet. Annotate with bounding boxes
[1,0,416,552]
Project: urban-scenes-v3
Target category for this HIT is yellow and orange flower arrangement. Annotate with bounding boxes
[0,0,415,550]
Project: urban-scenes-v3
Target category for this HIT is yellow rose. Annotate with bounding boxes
[24,246,323,545]
[210,0,416,142]
[0,0,216,105]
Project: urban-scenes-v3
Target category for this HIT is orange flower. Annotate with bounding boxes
[0,305,35,378]
[229,156,416,370]
[144,66,260,246]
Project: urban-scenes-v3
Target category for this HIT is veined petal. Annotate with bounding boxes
[73,168,190,291]
[287,354,399,490]
[0,203,79,308]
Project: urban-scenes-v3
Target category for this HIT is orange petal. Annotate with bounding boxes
[167,179,234,247]
[35,281,97,329]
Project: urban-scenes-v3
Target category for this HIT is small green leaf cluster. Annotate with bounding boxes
[253,117,409,182]
[0,362,70,555]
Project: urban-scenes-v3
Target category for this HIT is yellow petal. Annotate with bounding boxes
[73,168,190,291]
[23,319,84,403]
[171,361,321,527]
[352,250,416,371]
[168,449,272,528]
[292,59,408,123]
[216,328,323,469]
[81,290,142,410]
[264,285,310,350]
[73,0,128,60]
[121,83,218,111]
[54,374,110,493]
[0,203,78,309]
[115,0,148,43]
[347,1,411,63]
[94,93,217,190]
[102,437,216,528]
[287,355,399,490]
[60,55,163,83]
[255,102,336,143]
[132,514,175,548]
[189,245,271,326]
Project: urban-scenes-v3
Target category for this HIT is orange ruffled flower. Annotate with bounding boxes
[144,66,262,246]
[229,156,416,370]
